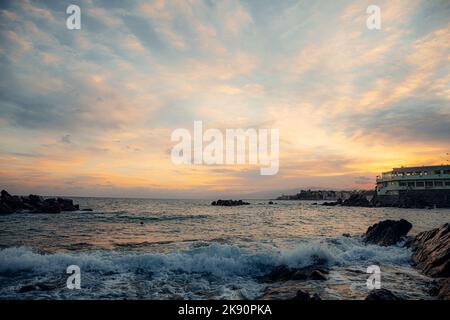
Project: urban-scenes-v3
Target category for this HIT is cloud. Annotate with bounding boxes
[0,0,449,197]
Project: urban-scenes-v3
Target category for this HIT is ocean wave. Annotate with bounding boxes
[0,237,412,277]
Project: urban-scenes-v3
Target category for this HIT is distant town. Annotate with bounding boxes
[276,189,374,201]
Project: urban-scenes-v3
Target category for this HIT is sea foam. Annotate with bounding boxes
[0,237,411,277]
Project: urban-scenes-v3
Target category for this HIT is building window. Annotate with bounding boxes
[434,170,441,175]
[399,182,406,186]
[425,181,433,187]
[407,182,415,187]
[416,181,425,187]
[444,170,450,174]
[445,181,450,186]
[435,181,443,187]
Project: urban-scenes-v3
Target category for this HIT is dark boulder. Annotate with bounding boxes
[437,278,450,300]
[411,223,450,278]
[322,201,339,206]
[261,265,328,282]
[365,289,403,300]
[57,198,79,211]
[362,219,412,246]
[342,193,371,207]
[322,198,343,206]
[1,190,26,210]
[291,290,321,301]
[0,202,14,215]
[211,199,250,206]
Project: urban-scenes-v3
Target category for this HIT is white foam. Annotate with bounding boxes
[0,238,412,277]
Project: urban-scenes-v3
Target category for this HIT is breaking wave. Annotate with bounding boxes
[0,237,412,277]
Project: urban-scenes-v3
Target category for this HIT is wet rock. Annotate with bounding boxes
[365,289,403,300]
[411,223,450,278]
[342,233,351,238]
[362,219,412,246]
[268,201,274,205]
[211,199,250,206]
[437,278,450,300]
[291,290,321,301]
[261,265,328,282]
[310,269,327,280]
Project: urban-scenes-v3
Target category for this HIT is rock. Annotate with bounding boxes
[342,193,371,207]
[57,198,79,211]
[342,233,351,238]
[437,278,450,300]
[322,198,343,206]
[0,202,14,215]
[81,208,93,212]
[0,189,83,214]
[310,269,328,280]
[211,199,250,206]
[411,223,450,278]
[291,290,321,301]
[362,219,412,246]
[365,289,403,300]
[261,265,328,282]
[322,201,338,206]
[292,290,310,300]
[1,190,26,211]
[311,293,321,300]
[268,201,274,205]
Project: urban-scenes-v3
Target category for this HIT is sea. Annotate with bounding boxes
[0,198,448,300]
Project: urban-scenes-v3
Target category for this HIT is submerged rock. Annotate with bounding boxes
[365,289,403,300]
[411,223,450,278]
[211,199,250,206]
[362,219,412,246]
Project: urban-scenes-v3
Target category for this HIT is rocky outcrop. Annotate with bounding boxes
[365,289,403,300]
[362,219,412,246]
[211,199,250,206]
[0,190,85,214]
[321,193,372,207]
[411,223,450,278]
[342,193,372,207]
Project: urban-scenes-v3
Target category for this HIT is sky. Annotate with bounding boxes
[0,0,449,198]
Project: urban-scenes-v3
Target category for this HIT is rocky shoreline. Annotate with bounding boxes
[259,219,450,300]
[0,190,91,214]
[320,190,450,208]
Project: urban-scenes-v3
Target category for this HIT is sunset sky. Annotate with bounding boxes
[0,0,449,198]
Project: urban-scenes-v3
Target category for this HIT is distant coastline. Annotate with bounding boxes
[275,189,374,201]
